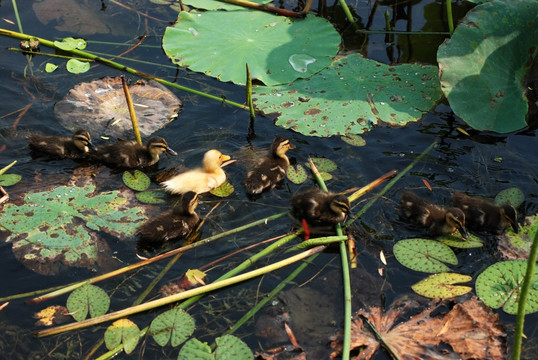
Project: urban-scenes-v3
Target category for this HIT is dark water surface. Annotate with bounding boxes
[0,0,537,359]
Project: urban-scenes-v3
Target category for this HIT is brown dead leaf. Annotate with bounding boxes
[34,305,70,326]
[331,297,506,360]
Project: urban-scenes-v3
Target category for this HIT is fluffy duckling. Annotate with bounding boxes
[28,129,94,159]
[245,136,294,195]
[400,191,468,239]
[93,136,177,169]
[291,189,350,228]
[452,192,519,234]
[162,149,231,194]
[137,191,200,248]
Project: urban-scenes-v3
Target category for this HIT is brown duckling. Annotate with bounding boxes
[137,191,200,248]
[244,136,294,195]
[162,149,231,194]
[291,188,350,228]
[27,129,95,159]
[452,192,519,234]
[93,136,177,168]
[400,191,468,239]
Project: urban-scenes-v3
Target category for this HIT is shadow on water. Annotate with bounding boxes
[0,0,536,359]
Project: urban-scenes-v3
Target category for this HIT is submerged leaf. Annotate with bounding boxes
[393,238,457,273]
[438,233,483,248]
[341,134,366,147]
[210,181,234,197]
[136,189,166,204]
[66,284,110,322]
[412,272,472,298]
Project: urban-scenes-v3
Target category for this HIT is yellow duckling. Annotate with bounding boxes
[93,136,177,168]
[291,188,350,228]
[162,149,231,194]
[400,191,468,239]
[27,129,95,159]
[452,192,519,234]
[137,191,200,249]
[244,136,294,195]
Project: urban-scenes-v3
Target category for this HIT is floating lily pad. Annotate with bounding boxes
[341,134,366,147]
[66,59,90,74]
[136,189,166,204]
[45,63,58,73]
[0,174,22,186]
[439,233,484,248]
[308,158,337,172]
[215,335,253,360]
[495,187,524,208]
[105,319,140,354]
[184,0,271,11]
[1,184,147,275]
[123,170,151,192]
[476,260,538,315]
[393,239,458,273]
[210,181,234,197]
[286,164,308,184]
[437,0,538,133]
[319,171,332,181]
[412,272,473,299]
[66,284,110,322]
[498,214,538,260]
[54,37,86,51]
[253,53,442,137]
[163,11,340,86]
[150,308,195,347]
[54,76,182,138]
[179,338,213,359]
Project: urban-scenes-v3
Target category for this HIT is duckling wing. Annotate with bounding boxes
[163,168,226,194]
[244,159,287,195]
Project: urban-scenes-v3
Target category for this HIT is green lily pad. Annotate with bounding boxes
[163,11,339,86]
[393,238,458,273]
[476,260,538,315]
[150,307,195,347]
[178,338,213,359]
[437,0,538,133]
[308,158,337,172]
[54,37,87,50]
[253,53,442,137]
[104,319,140,354]
[215,335,253,360]
[184,0,271,11]
[210,181,234,197]
[412,272,473,299]
[341,134,366,147]
[136,189,166,204]
[66,59,90,74]
[0,173,22,186]
[286,164,308,184]
[438,233,484,248]
[495,187,524,208]
[498,214,538,260]
[66,284,110,322]
[45,63,58,73]
[1,185,147,275]
[319,171,332,181]
[123,170,151,192]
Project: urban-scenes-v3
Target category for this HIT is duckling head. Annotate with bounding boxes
[329,194,350,219]
[446,208,468,240]
[182,191,200,215]
[501,204,520,233]
[147,137,178,158]
[271,136,295,159]
[203,149,231,172]
[73,130,95,153]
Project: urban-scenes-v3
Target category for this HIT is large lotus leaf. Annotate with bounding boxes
[476,260,538,314]
[437,0,538,133]
[393,238,458,273]
[1,184,147,275]
[253,53,442,137]
[183,0,271,11]
[163,11,340,86]
[412,272,473,299]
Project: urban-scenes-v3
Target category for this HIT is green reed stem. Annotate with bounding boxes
[246,63,256,119]
[446,0,454,35]
[512,230,538,360]
[337,0,359,30]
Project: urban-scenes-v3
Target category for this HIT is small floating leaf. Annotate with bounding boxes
[210,181,234,197]
[66,59,90,74]
[149,307,195,347]
[45,63,58,73]
[136,189,166,204]
[286,164,308,184]
[66,284,110,322]
[104,319,140,354]
[0,173,22,186]
[123,170,151,192]
[494,187,524,208]
[393,239,457,273]
[178,338,213,359]
[215,334,253,360]
[412,272,472,298]
[308,157,337,172]
[341,134,366,146]
[319,171,332,181]
[476,260,538,315]
[439,233,484,249]
[54,37,87,50]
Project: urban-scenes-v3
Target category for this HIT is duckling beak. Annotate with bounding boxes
[457,223,469,241]
[511,221,520,233]
[166,146,178,156]
[220,154,231,162]
[288,143,296,150]
[88,141,96,151]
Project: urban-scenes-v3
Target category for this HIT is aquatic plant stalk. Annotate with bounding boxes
[35,246,325,337]
[218,0,305,18]
[0,160,17,176]
[446,0,454,35]
[245,64,255,120]
[0,29,248,110]
[512,230,538,360]
[121,76,142,145]
[337,0,359,30]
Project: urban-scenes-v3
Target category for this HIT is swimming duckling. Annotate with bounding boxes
[93,136,177,168]
[291,189,350,228]
[452,192,519,234]
[162,149,231,194]
[400,191,468,239]
[137,191,200,248]
[245,136,294,195]
[27,129,95,159]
